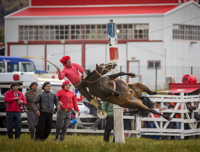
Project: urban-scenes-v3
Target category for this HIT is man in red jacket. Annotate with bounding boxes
[4,83,27,139]
[54,80,80,142]
[57,56,99,108]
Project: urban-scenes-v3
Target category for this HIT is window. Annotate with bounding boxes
[7,64,12,72]
[97,24,107,39]
[71,25,82,40]
[13,64,18,71]
[173,24,200,41]
[85,25,95,39]
[19,26,43,40]
[134,24,149,39]
[116,24,122,39]
[19,24,149,41]
[0,63,5,73]
[21,63,35,72]
[147,61,161,69]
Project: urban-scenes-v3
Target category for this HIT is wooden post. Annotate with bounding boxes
[108,19,125,143]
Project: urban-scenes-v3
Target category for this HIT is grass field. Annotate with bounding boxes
[0,134,200,152]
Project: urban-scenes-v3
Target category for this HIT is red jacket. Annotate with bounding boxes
[4,90,27,112]
[56,89,80,111]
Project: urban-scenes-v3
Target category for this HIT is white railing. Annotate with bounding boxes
[137,93,200,139]
[0,113,137,134]
[0,94,200,139]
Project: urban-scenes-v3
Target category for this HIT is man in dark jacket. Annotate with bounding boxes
[25,82,42,139]
[33,82,60,141]
[4,83,27,139]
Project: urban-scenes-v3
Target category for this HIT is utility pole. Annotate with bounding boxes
[107,19,125,143]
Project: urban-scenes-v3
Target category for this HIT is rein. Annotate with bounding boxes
[84,63,115,84]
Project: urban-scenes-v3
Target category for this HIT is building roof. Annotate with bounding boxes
[30,0,197,6]
[10,5,178,17]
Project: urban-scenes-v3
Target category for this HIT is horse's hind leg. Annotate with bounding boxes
[120,100,171,121]
[128,83,157,98]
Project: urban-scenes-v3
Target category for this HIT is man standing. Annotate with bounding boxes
[57,56,98,108]
[4,83,27,139]
[102,101,114,142]
[54,80,80,142]
[33,82,60,141]
[25,82,42,139]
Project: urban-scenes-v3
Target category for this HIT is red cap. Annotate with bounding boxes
[61,80,70,87]
[60,56,70,66]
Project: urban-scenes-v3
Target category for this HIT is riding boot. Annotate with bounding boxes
[30,132,34,139]
[89,99,99,108]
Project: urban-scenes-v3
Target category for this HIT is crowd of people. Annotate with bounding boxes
[2,55,200,142]
[140,99,200,140]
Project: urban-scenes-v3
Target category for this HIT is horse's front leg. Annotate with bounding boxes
[108,72,136,80]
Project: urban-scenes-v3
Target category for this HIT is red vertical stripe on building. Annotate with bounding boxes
[82,42,85,68]
[127,60,129,83]
[7,44,10,56]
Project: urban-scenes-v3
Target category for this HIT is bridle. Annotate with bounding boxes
[84,62,115,83]
[95,62,115,77]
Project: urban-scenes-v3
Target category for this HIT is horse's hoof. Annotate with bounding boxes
[131,74,137,78]
[164,115,172,121]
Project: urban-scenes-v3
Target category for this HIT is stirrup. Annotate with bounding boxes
[89,99,99,108]
[97,110,107,119]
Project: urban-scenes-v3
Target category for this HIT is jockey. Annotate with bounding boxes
[56,55,99,108]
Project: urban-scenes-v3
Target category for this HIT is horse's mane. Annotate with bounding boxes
[85,69,95,79]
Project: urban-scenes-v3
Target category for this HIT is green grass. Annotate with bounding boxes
[0,134,200,152]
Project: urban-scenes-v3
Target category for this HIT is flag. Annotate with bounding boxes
[75,89,83,102]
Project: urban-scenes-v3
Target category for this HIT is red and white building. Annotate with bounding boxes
[4,0,200,89]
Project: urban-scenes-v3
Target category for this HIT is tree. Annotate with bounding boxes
[0,27,4,42]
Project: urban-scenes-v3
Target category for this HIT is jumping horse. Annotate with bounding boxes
[84,63,171,121]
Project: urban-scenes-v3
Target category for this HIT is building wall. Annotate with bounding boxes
[164,2,200,83]
[5,2,200,89]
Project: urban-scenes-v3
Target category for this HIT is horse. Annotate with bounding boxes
[84,63,172,121]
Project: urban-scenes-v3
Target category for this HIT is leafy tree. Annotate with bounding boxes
[0,27,4,42]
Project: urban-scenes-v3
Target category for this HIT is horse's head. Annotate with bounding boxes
[95,62,117,76]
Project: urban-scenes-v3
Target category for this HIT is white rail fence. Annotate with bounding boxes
[137,93,200,139]
[0,94,200,138]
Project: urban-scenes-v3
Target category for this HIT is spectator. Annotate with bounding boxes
[54,80,80,142]
[92,98,103,131]
[33,82,60,141]
[4,83,27,139]
[147,102,160,140]
[69,111,78,128]
[162,102,175,140]
[0,102,6,128]
[25,82,42,139]
[102,101,114,142]
[123,108,131,138]
[171,101,181,140]
[194,103,200,123]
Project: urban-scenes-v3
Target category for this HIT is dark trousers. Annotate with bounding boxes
[148,121,160,140]
[55,110,71,141]
[104,117,114,142]
[35,112,53,141]
[27,111,37,133]
[6,111,21,139]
